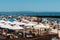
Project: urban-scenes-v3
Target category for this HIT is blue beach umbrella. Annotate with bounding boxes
[8,18,14,22]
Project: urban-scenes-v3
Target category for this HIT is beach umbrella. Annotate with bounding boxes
[34,23,46,29]
[12,21,26,25]
[2,21,13,25]
[0,23,4,26]
[0,24,12,29]
[8,18,14,22]
[0,20,5,23]
[6,21,12,24]
[25,22,36,26]
[21,19,29,23]
[9,25,24,30]
[42,18,48,23]
[34,23,47,35]
[24,22,36,29]
[0,20,13,25]
[0,23,4,28]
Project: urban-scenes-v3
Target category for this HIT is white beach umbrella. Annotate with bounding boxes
[25,22,36,26]
[34,23,46,29]
[5,21,15,25]
[0,23,4,26]
[34,23,47,35]
[0,24,12,29]
[6,21,13,24]
[9,25,24,30]
[25,23,35,26]
[0,20,5,23]
[24,22,36,28]
[0,20,13,25]
[0,23,4,28]
[12,21,26,25]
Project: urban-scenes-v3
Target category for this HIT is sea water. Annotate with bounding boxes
[0,12,60,16]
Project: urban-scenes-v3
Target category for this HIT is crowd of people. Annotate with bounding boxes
[0,15,59,39]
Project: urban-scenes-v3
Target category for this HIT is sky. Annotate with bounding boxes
[0,0,60,12]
